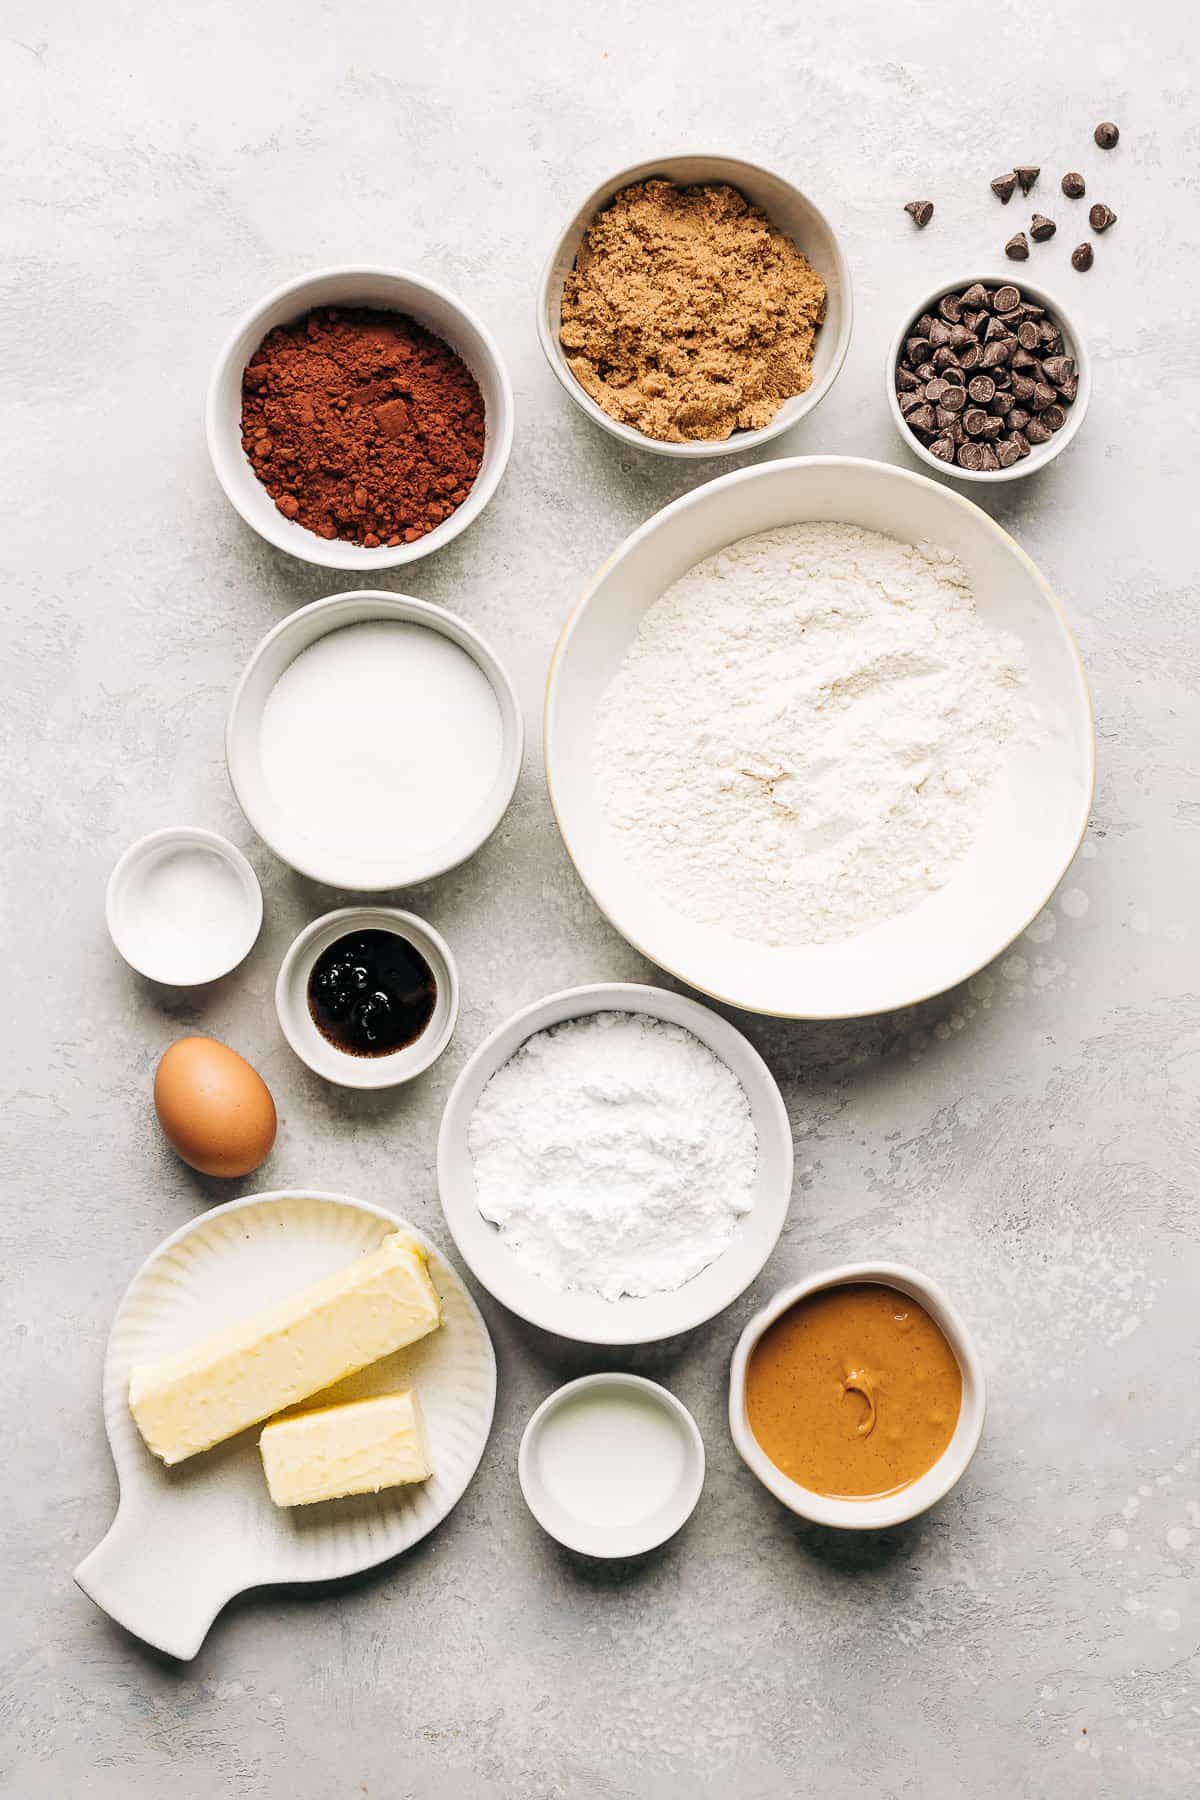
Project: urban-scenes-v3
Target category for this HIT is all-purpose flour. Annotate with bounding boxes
[468,1012,757,1301]
[595,523,1031,946]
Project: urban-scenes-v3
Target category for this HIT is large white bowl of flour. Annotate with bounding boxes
[545,457,1094,1018]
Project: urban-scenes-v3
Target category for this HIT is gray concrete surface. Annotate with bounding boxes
[2,2,1197,1795]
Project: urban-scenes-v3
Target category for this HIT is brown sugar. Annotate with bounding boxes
[559,180,827,444]
[240,308,485,547]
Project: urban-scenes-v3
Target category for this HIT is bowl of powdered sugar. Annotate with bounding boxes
[546,456,1094,1018]
[436,983,793,1344]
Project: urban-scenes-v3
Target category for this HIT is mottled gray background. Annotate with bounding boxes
[2,1,1196,1795]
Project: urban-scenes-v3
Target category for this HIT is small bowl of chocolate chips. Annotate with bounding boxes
[887,273,1090,483]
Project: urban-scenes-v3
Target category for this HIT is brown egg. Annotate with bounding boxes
[154,1037,277,1178]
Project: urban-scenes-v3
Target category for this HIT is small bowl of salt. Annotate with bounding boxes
[106,827,262,986]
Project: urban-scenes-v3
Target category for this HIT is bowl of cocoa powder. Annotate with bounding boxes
[537,154,852,458]
[207,266,513,568]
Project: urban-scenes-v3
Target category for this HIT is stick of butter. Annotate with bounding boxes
[259,1389,432,1507]
[128,1233,441,1465]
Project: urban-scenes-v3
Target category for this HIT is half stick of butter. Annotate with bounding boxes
[128,1233,441,1465]
[259,1389,432,1507]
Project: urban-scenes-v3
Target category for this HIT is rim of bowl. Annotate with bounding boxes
[436,981,794,1345]
[205,264,514,568]
[518,1372,706,1557]
[886,271,1092,485]
[543,453,1096,1020]
[105,825,263,986]
[728,1261,987,1530]
[275,906,460,1089]
[225,589,524,892]
[536,152,853,460]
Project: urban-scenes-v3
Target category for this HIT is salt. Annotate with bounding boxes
[259,622,503,860]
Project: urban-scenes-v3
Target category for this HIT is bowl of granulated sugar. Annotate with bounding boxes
[226,590,523,891]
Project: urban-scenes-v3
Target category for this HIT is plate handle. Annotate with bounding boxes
[74,1499,242,1660]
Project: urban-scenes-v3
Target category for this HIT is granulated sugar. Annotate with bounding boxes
[595,523,1031,946]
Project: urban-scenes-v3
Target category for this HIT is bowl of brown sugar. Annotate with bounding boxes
[537,154,852,459]
[207,266,513,569]
[729,1262,986,1529]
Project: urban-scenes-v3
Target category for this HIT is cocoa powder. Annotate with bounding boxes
[240,308,485,547]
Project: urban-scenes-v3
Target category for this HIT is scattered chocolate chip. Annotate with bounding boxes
[1015,166,1040,195]
[993,285,1021,314]
[957,442,986,470]
[1030,214,1056,242]
[1071,240,1092,271]
[1062,172,1086,199]
[1005,232,1030,261]
[929,436,955,463]
[1094,121,1119,149]
[991,172,1018,204]
[905,200,935,227]
[1089,202,1117,232]
[967,374,996,404]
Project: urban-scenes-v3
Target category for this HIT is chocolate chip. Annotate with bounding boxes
[996,438,1022,468]
[1038,321,1063,353]
[1009,408,1031,431]
[1004,232,1030,261]
[1057,373,1078,403]
[981,339,1013,369]
[958,342,982,371]
[983,314,1012,342]
[935,405,960,431]
[929,436,955,463]
[896,365,922,392]
[916,361,936,381]
[1089,203,1117,232]
[1072,241,1094,271]
[1040,404,1067,432]
[1012,430,1032,458]
[1094,121,1119,149]
[1016,301,1046,321]
[1017,320,1040,349]
[905,200,935,227]
[949,323,976,349]
[908,404,937,433]
[963,407,989,437]
[1062,172,1086,199]
[940,385,967,413]
[924,377,949,403]
[980,414,1004,440]
[1010,373,1037,401]
[1030,214,1056,242]
[993,284,1021,313]
[1011,346,1037,371]
[928,318,953,347]
[967,374,996,404]
[991,390,1015,416]
[960,283,990,308]
[957,442,985,470]
[906,336,932,365]
[1024,416,1053,445]
[899,391,925,416]
[963,309,989,335]
[916,313,936,338]
[991,172,1018,204]
[1041,354,1075,386]
[1032,381,1058,411]
[978,445,1000,471]
[1015,166,1040,195]
[937,293,963,324]
[932,346,959,371]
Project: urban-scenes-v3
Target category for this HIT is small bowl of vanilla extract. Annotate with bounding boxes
[275,907,460,1089]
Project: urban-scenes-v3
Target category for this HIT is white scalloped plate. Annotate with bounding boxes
[74,1191,497,1660]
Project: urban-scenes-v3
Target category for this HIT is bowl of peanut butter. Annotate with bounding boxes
[728,1263,986,1530]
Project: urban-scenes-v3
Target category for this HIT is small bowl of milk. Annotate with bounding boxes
[106,827,263,986]
[519,1373,705,1558]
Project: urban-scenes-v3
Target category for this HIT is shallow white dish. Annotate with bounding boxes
[276,907,460,1089]
[519,1373,705,1557]
[74,1191,496,1660]
[545,455,1094,1018]
[106,825,262,986]
[436,982,793,1345]
[206,265,513,569]
[728,1262,986,1529]
[886,272,1091,485]
[537,153,852,459]
[227,590,523,892]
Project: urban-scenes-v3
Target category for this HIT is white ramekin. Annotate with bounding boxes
[275,906,459,1089]
[105,826,262,986]
[206,265,513,568]
[729,1262,986,1529]
[886,271,1091,485]
[537,153,852,460]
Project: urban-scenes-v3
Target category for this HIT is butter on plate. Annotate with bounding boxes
[260,1389,432,1506]
[128,1233,441,1465]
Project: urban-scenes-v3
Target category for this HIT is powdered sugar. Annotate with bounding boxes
[467,1011,757,1301]
[594,522,1032,946]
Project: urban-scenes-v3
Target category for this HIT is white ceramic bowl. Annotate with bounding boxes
[519,1373,705,1558]
[206,265,513,568]
[74,1191,496,1659]
[436,983,794,1345]
[887,272,1091,485]
[276,906,460,1089]
[728,1262,986,1530]
[537,153,852,459]
[106,826,262,986]
[545,455,1095,1019]
[226,589,524,892]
